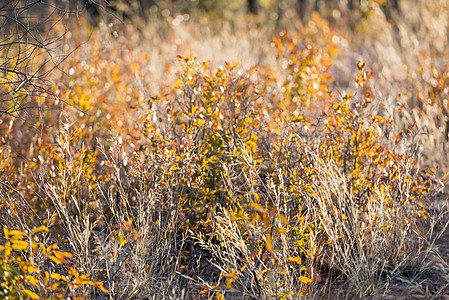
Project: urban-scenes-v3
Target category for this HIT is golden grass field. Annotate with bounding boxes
[2,0,449,299]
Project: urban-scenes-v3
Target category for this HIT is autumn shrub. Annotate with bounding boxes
[0,226,107,299]
[334,0,449,182]
[186,59,433,297]
[407,51,449,178]
[127,38,437,297]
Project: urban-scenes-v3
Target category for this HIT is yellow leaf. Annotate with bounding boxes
[95,282,109,293]
[258,269,268,280]
[31,241,38,253]
[226,278,233,289]
[277,227,288,233]
[46,244,58,253]
[241,264,247,272]
[32,226,49,235]
[51,273,61,280]
[199,289,209,295]
[265,234,273,253]
[9,230,25,239]
[52,251,73,263]
[21,289,39,299]
[79,274,89,281]
[27,266,39,273]
[43,271,50,285]
[223,268,238,280]
[298,276,313,284]
[26,275,39,286]
[49,255,61,264]
[69,267,79,278]
[3,243,11,255]
[11,240,28,250]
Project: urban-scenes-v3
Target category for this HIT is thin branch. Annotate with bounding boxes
[0,179,42,224]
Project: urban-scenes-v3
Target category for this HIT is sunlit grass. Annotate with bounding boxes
[1,1,449,299]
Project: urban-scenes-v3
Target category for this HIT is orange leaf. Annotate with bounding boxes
[287,256,302,265]
[357,61,365,71]
[199,289,209,295]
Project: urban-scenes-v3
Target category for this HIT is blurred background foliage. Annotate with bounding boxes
[78,0,401,27]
